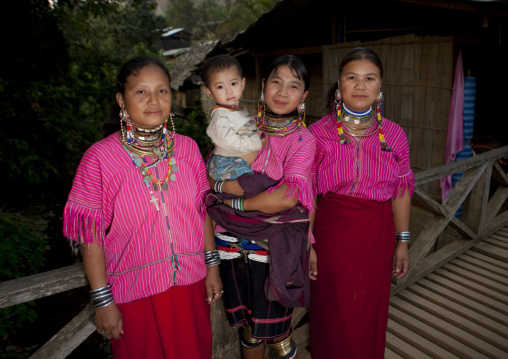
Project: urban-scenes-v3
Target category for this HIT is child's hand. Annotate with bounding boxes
[261,137,267,147]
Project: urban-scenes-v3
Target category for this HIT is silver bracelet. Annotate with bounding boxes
[214,181,224,193]
[90,285,114,309]
[395,231,411,243]
[204,250,221,267]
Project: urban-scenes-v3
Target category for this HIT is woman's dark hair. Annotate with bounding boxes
[326,47,383,111]
[264,55,310,92]
[201,54,243,87]
[103,56,171,137]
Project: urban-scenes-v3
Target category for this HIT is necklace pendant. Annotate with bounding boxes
[144,175,152,185]
[150,195,160,211]
[170,173,177,182]
[354,119,360,125]
[162,182,169,190]
[152,182,159,191]
[171,164,178,173]
[344,116,351,122]
[170,157,176,165]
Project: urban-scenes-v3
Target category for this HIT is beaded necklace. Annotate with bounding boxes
[256,101,304,139]
[214,103,245,111]
[335,100,392,151]
[121,115,178,209]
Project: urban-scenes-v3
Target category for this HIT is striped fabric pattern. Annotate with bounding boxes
[63,132,210,304]
[251,126,316,212]
[463,77,476,142]
[310,113,414,201]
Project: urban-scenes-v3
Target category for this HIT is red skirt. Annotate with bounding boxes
[309,194,394,359]
[111,279,211,359]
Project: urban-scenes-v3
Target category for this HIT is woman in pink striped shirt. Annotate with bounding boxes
[309,48,414,359]
[63,56,221,358]
[208,55,316,359]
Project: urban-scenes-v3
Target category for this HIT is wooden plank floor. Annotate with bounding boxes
[386,226,508,359]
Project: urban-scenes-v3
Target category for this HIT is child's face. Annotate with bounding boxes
[205,66,245,107]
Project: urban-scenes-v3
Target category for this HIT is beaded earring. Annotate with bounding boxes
[334,89,351,145]
[120,108,135,145]
[297,102,307,141]
[256,91,265,125]
[376,92,392,152]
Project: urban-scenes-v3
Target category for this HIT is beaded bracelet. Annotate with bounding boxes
[214,181,224,193]
[395,231,410,243]
[204,250,221,267]
[90,284,114,309]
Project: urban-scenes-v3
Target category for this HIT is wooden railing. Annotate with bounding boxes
[1,145,507,358]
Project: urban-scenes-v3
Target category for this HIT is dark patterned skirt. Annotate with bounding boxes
[216,232,293,340]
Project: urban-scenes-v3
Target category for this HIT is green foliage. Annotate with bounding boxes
[174,107,213,158]
[166,0,278,43]
[0,211,49,338]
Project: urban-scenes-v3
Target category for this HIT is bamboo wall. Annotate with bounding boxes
[323,34,454,198]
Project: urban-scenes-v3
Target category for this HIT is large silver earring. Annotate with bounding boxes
[298,102,306,122]
[119,108,135,144]
[335,89,341,101]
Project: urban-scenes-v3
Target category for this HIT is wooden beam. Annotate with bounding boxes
[493,161,508,186]
[412,188,447,216]
[462,163,491,234]
[392,237,476,295]
[485,186,508,226]
[30,305,95,359]
[0,263,87,308]
[442,164,487,214]
[251,46,323,58]
[449,216,477,240]
[415,146,508,186]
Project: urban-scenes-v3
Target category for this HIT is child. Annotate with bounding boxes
[202,54,262,181]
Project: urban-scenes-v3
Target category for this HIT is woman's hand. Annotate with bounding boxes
[95,302,123,340]
[205,265,223,304]
[393,241,409,279]
[309,245,318,280]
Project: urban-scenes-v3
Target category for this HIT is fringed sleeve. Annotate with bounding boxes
[267,174,315,213]
[393,170,415,200]
[391,121,415,200]
[62,147,105,246]
[63,203,104,246]
[267,129,317,213]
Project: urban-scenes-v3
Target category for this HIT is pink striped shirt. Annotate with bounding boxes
[310,113,414,201]
[63,132,209,304]
[251,126,316,212]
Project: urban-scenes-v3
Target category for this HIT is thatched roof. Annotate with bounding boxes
[169,40,220,91]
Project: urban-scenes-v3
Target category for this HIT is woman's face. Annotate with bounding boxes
[116,64,172,129]
[263,65,308,116]
[338,59,382,113]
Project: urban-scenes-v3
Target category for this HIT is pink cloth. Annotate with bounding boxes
[440,50,464,201]
[253,126,316,212]
[63,132,210,304]
[310,114,414,201]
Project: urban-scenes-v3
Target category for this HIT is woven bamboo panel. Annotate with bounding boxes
[323,35,454,198]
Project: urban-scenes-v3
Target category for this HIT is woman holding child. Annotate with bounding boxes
[203,54,316,359]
